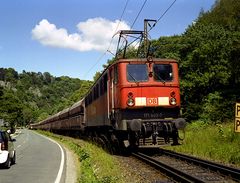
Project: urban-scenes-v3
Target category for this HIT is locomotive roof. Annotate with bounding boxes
[115,58,178,64]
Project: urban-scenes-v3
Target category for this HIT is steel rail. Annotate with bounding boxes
[132,152,205,183]
[160,149,240,181]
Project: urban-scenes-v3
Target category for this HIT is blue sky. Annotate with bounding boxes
[0,0,216,81]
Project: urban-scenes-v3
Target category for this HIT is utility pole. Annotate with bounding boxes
[144,19,156,57]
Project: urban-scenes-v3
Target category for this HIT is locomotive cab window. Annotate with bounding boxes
[127,64,148,82]
[153,64,173,82]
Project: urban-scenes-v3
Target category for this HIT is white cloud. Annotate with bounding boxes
[32,18,130,52]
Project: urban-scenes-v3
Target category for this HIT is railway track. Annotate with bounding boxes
[132,149,240,182]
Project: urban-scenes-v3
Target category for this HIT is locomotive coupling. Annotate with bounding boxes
[173,118,186,129]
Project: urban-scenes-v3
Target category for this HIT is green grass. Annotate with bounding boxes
[37,131,124,183]
[165,121,240,167]
[37,122,240,183]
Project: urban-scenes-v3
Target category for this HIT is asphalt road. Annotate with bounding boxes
[0,129,66,183]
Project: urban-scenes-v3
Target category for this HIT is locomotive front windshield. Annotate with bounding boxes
[153,64,173,82]
[127,64,148,82]
[126,63,173,83]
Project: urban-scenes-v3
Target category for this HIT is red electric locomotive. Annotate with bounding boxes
[83,29,186,150]
[84,56,186,150]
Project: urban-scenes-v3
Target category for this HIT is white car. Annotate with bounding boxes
[0,130,16,168]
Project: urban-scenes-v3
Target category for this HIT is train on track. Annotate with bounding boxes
[30,28,186,153]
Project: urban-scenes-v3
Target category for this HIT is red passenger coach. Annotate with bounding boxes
[84,57,186,149]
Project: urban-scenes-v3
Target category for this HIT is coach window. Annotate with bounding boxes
[153,64,173,82]
[88,94,91,105]
[85,95,89,106]
[100,78,104,96]
[94,85,99,100]
[127,64,148,82]
[93,86,96,100]
[89,92,93,104]
[103,73,108,92]
[80,106,84,115]
[97,83,100,98]
[88,93,92,105]
[91,90,95,102]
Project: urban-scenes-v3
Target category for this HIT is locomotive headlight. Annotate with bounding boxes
[127,98,135,107]
[170,91,176,97]
[170,97,177,105]
[127,92,135,106]
[128,92,133,98]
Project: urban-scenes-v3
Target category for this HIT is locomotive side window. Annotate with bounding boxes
[103,73,108,92]
[85,95,88,106]
[100,78,104,96]
[127,64,148,82]
[89,92,93,104]
[114,65,118,84]
[93,84,99,100]
[153,64,173,82]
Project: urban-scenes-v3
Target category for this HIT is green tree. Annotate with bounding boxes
[0,90,23,128]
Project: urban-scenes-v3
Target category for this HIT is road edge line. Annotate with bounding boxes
[34,132,65,183]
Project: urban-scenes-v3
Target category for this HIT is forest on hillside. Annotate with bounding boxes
[149,0,240,122]
[0,68,92,128]
[0,0,239,128]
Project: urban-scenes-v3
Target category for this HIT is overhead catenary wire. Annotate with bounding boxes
[107,0,130,52]
[116,0,148,57]
[130,0,148,29]
[148,0,177,32]
[81,52,107,80]
[81,0,177,82]
[82,0,151,80]
[120,0,177,54]
[77,0,130,99]
[156,0,177,23]
[81,0,130,80]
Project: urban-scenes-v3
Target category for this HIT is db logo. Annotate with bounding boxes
[147,98,158,106]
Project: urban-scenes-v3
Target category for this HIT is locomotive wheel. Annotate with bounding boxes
[93,137,98,144]
[100,135,113,154]
[111,137,120,155]
[96,136,108,151]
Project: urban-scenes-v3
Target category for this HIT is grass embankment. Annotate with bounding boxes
[165,122,240,167]
[37,122,240,183]
[38,131,125,183]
